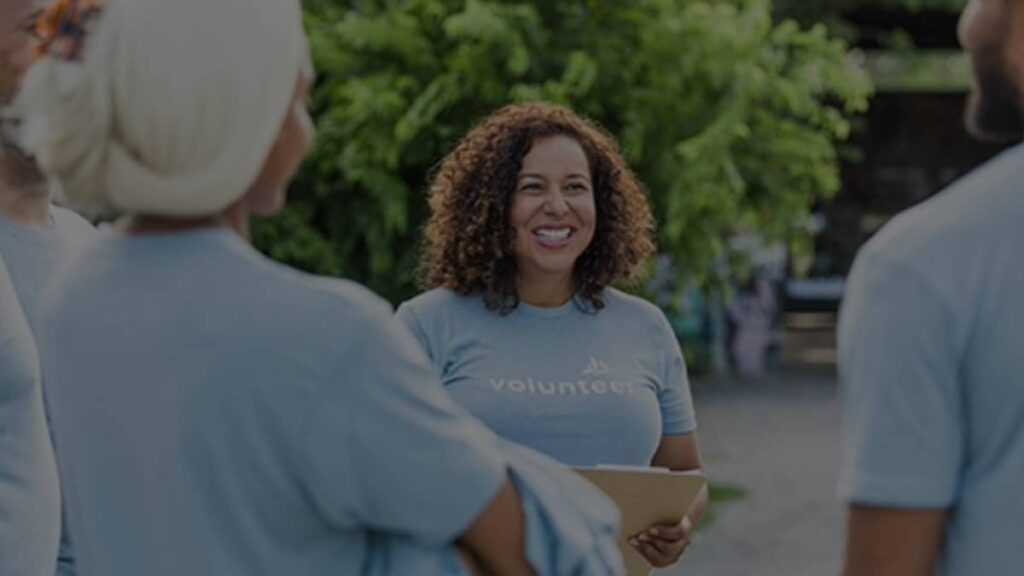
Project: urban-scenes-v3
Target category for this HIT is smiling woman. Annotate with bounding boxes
[417,102,655,314]
[398,102,709,571]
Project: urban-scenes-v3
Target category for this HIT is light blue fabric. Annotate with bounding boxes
[364,439,623,576]
[838,143,1024,575]
[501,440,622,575]
[36,228,511,576]
[0,256,60,576]
[0,206,95,333]
[0,207,91,576]
[361,535,468,576]
[396,288,697,467]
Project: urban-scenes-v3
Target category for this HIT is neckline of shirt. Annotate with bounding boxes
[0,211,58,243]
[96,225,255,257]
[514,295,590,319]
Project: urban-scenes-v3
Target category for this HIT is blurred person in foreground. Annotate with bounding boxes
[1,0,96,332]
[839,1,1024,574]
[0,255,59,575]
[16,0,622,575]
[2,0,92,573]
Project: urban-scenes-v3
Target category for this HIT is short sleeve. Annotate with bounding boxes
[300,310,506,545]
[652,310,697,435]
[838,249,963,508]
[394,302,442,375]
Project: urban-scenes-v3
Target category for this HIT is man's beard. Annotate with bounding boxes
[965,42,1024,143]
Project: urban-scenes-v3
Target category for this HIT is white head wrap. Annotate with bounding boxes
[16,0,310,216]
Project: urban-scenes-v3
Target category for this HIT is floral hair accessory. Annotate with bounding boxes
[32,0,104,62]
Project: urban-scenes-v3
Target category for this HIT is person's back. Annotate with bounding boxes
[839,144,1024,574]
[0,257,60,576]
[839,3,1024,575]
[38,228,510,576]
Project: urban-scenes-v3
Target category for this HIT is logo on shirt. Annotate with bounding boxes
[582,356,611,376]
[488,377,637,396]
[483,354,643,393]
[487,357,642,397]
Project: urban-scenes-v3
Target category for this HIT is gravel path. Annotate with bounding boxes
[659,368,845,576]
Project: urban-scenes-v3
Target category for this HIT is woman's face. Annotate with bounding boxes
[246,72,315,216]
[511,134,597,286]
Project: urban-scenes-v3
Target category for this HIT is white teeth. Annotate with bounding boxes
[535,228,571,240]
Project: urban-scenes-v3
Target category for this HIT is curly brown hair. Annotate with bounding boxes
[420,102,656,314]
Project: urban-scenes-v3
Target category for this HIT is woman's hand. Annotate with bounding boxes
[629,516,694,568]
[643,433,707,568]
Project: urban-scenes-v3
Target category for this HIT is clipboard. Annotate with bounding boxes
[573,466,706,576]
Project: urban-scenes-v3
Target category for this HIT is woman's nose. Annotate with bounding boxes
[543,191,569,216]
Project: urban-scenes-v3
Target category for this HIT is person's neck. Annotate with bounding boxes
[517,272,575,308]
[120,199,251,240]
[0,175,52,230]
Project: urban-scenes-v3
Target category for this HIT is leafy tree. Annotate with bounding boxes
[254,0,871,303]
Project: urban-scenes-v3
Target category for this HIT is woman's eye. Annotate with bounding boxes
[519,183,543,194]
[566,183,589,193]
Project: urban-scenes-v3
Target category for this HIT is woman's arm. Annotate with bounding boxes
[629,432,707,568]
[651,433,707,525]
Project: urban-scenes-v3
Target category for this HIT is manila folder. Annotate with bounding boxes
[573,467,706,576]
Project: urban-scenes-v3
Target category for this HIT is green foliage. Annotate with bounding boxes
[699,481,749,531]
[253,0,871,304]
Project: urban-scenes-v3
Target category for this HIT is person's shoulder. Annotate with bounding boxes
[50,205,97,238]
[290,273,394,325]
[398,287,481,320]
[265,272,418,365]
[212,242,394,331]
[602,287,663,318]
[601,288,672,332]
[863,143,1024,267]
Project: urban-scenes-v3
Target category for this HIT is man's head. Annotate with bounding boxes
[0,0,45,183]
[960,0,1024,141]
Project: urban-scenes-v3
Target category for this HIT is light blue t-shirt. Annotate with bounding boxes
[838,144,1024,575]
[0,206,96,332]
[396,288,697,467]
[36,228,507,576]
[0,258,60,576]
[0,205,96,576]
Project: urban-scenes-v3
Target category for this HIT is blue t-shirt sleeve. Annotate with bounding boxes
[651,310,697,435]
[394,301,442,374]
[299,307,506,544]
[838,249,963,508]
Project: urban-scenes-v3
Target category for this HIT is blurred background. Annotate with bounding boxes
[254,0,1005,379]
[251,1,998,573]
